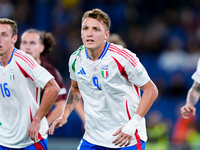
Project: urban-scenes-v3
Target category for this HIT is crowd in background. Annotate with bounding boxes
[1,0,200,149]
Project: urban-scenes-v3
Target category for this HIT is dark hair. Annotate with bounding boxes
[0,18,18,36]
[82,8,111,31]
[23,29,56,56]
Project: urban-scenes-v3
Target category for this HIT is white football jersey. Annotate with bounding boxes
[69,42,150,148]
[192,58,200,83]
[0,49,54,148]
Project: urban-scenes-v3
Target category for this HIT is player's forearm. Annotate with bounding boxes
[136,80,158,117]
[34,79,60,122]
[62,87,82,120]
[47,100,66,125]
[75,100,85,124]
[186,88,200,106]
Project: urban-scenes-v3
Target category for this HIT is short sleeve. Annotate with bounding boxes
[116,49,150,87]
[192,58,200,83]
[68,54,77,81]
[15,51,54,88]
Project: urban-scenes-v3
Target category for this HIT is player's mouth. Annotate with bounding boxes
[26,52,32,55]
[86,39,94,43]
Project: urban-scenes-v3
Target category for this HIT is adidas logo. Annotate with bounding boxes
[78,68,86,75]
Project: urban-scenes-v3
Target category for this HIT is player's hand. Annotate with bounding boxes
[28,119,41,142]
[112,127,133,147]
[47,117,67,135]
[180,103,196,119]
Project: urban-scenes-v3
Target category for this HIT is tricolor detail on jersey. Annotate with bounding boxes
[10,74,14,81]
[109,45,138,67]
[101,65,109,78]
[14,51,37,69]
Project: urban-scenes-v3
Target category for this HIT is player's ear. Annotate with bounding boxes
[12,35,18,44]
[104,31,110,40]
[40,44,45,53]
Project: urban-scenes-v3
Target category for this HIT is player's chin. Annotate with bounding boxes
[84,42,94,47]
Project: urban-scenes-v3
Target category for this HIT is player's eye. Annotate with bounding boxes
[30,42,36,45]
[94,28,99,31]
[2,34,7,37]
[22,41,27,44]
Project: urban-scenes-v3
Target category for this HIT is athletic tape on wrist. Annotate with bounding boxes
[121,114,143,136]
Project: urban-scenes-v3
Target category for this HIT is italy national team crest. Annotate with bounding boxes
[101,65,109,78]
[10,69,15,82]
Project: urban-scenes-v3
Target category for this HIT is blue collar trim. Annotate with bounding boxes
[85,42,110,60]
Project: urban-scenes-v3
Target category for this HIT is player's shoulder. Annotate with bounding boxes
[72,45,85,55]
[69,45,85,60]
[109,43,124,50]
[108,43,137,58]
[13,49,37,69]
[14,49,34,61]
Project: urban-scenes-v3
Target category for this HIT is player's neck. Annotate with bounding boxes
[0,47,14,67]
[88,50,102,61]
[87,42,106,61]
[35,58,41,65]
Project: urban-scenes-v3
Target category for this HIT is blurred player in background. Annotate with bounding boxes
[48,8,158,149]
[20,29,85,126]
[181,58,200,119]
[107,33,126,48]
[0,18,60,149]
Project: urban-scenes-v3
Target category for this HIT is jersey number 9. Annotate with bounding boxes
[93,77,102,90]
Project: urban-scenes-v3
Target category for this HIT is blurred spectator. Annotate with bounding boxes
[0,0,14,18]
[185,38,200,73]
[157,36,187,73]
[165,71,188,99]
[142,17,167,55]
[170,102,200,150]
[146,110,170,150]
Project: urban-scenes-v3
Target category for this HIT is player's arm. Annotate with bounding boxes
[48,79,82,135]
[28,78,60,142]
[180,81,200,119]
[46,67,67,126]
[75,99,85,125]
[113,80,158,147]
[46,99,66,126]
[134,79,159,117]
